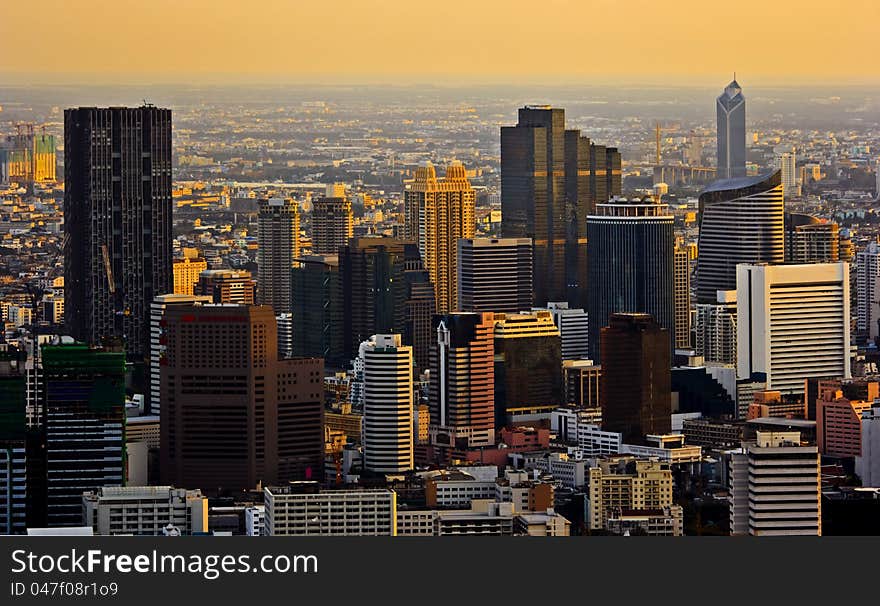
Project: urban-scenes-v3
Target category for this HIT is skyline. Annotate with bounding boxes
[2,0,879,86]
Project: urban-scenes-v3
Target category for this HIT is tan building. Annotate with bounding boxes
[258,198,300,313]
[586,458,674,531]
[404,161,475,312]
[173,256,208,295]
[196,269,256,304]
[673,238,691,348]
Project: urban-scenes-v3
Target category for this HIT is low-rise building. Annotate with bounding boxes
[82,486,208,536]
[264,483,396,536]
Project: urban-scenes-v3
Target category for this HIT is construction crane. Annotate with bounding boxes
[101,244,116,294]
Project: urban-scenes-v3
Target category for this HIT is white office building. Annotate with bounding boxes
[245,505,265,536]
[856,241,880,340]
[360,334,414,474]
[856,404,880,487]
[534,302,589,360]
[737,263,850,395]
[728,431,821,536]
[82,486,208,536]
[264,483,396,536]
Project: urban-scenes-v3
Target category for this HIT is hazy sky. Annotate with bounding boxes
[2,0,877,85]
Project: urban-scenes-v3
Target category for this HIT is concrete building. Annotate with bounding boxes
[673,239,691,348]
[83,486,207,536]
[264,483,396,536]
[404,161,475,313]
[148,293,212,415]
[816,381,877,458]
[586,458,674,531]
[856,240,880,341]
[257,198,300,313]
[856,404,880,486]
[737,263,850,395]
[245,505,265,536]
[786,213,839,263]
[694,289,737,365]
[172,256,208,296]
[196,269,256,304]
[536,302,589,360]
[360,334,413,474]
[563,359,601,408]
[728,431,821,536]
[457,237,533,314]
[606,506,684,536]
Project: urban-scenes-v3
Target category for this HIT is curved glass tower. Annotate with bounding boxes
[695,171,784,303]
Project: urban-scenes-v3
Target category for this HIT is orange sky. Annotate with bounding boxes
[2,0,877,84]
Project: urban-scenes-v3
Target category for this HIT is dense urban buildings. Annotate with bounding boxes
[457,237,533,314]
[695,171,785,303]
[196,269,257,304]
[587,197,674,360]
[64,106,173,367]
[404,161,475,313]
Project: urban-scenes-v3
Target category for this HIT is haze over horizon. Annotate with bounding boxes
[3,0,878,86]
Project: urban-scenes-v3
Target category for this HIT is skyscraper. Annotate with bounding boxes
[673,239,691,349]
[360,334,414,474]
[716,78,746,179]
[501,105,621,307]
[172,256,208,296]
[737,263,850,395]
[160,305,323,494]
[856,240,880,341]
[779,148,799,197]
[457,237,533,314]
[586,197,674,361]
[694,289,737,365]
[429,313,495,450]
[0,344,28,534]
[64,106,173,366]
[600,313,671,444]
[42,343,126,527]
[728,431,820,536]
[404,161,475,312]
[695,171,784,303]
[291,255,343,365]
[311,187,353,255]
[786,213,840,263]
[339,237,434,364]
[258,198,300,313]
[492,311,563,426]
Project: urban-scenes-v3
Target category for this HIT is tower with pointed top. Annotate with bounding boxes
[716,77,746,179]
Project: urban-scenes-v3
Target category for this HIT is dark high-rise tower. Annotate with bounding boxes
[64,106,173,366]
[587,198,674,361]
[600,313,671,444]
[501,106,621,308]
[716,78,746,179]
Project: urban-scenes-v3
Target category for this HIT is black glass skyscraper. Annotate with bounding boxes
[716,79,746,179]
[501,106,621,308]
[64,106,173,367]
[587,198,674,361]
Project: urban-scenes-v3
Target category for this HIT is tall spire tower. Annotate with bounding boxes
[716,77,746,179]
